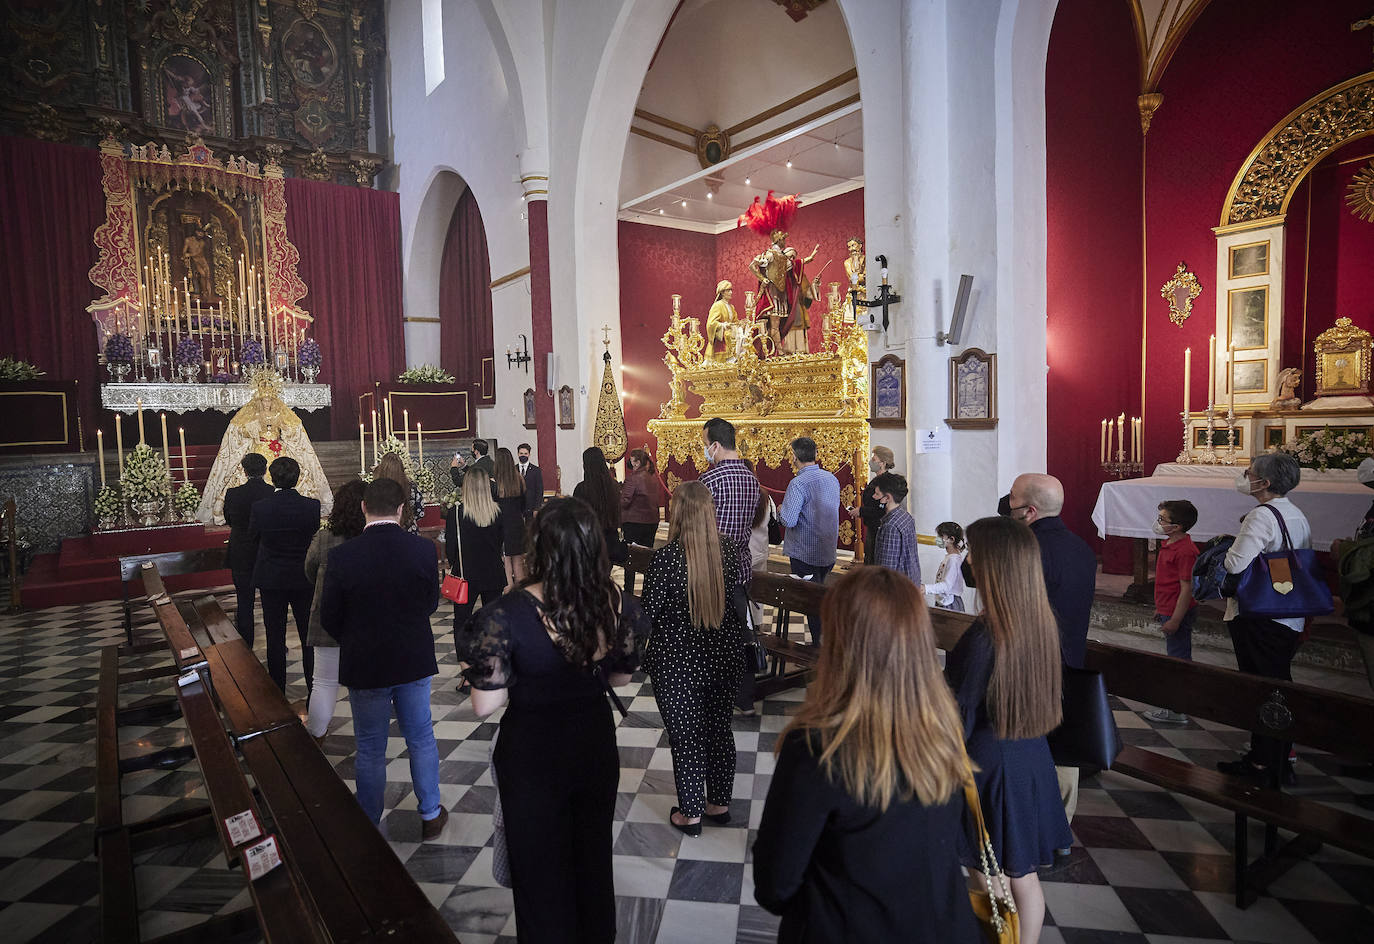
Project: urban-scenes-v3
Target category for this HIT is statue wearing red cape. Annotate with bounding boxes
[739,191,818,355]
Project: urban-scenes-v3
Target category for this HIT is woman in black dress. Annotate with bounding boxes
[492,447,528,585]
[456,498,645,943]
[573,446,627,565]
[754,566,978,943]
[641,480,742,835]
[444,466,507,648]
[947,515,1072,944]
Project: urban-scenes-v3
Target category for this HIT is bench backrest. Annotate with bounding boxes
[119,546,227,585]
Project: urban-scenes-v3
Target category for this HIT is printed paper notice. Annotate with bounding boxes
[915,427,950,454]
[179,646,200,661]
[224,809,262,847]
[244,835,282,880]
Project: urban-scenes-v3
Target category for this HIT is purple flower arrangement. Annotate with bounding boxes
[241,338,265,366]
[175,336,202,366]
[104,333,134,365]
[298,337,322,369]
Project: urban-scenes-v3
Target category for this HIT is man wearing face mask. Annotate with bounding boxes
[870,472,920,584]
[779,437,841,645]
[848,446,895,563]
[1217,452,1311,784]
[516,443,544,518]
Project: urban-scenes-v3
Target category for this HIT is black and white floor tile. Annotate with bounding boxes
[0,589,1372,943]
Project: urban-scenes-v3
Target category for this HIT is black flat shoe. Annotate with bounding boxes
[1217,759,1267,781]
[669,807,702,837]
[704,810,731,826]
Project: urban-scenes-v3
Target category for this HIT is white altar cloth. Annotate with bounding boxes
[100,382,331,414]
[1091,465,1369,552]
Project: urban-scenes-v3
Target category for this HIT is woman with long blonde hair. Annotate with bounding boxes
[444,466,508,653]
[641,480,743,835]
[373,452,423,532]
[753,566,979,942]
[947,515,1071,944]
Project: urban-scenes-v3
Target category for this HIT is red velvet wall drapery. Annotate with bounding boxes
[0,136,107,430]
[439,188,495,407]
[284,178,406,440]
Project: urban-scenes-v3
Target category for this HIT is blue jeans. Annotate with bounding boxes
[789,559,833,645]
[1155,608,1196,661]
[349,677,442,825]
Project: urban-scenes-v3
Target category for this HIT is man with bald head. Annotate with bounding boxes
[1009,473,1096,668]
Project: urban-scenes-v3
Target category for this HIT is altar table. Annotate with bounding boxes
[1092,465,1369,552]
[100,382,331,414]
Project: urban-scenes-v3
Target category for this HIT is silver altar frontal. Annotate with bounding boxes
[100,382,332,414]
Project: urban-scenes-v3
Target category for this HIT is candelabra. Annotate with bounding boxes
[1222,408,1238,465]
[1175,410,1192,463]
[1198,405,1221,464]
[1101,453,1144,479]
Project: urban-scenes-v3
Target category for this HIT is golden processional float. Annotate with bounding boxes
[648,194,871,552]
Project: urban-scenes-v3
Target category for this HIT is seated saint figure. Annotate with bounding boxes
[705,280,740,361]
[197,369,332,524]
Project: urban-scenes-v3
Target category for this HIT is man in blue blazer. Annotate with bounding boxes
[223,453,274,645]
[320,477,446,839]
[248,457,320,693]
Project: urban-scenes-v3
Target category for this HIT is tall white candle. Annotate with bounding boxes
[1100,419,1107,464]
[417,424,423,464]
[1105,417,1114,463]
[360,423,367,474]
[160,413,171,472]
[98,430,106,487]
[1183,347,1192,418]
[1207,335,1216,408]
[403,409,410,446]
[179,427,189,484]
[1228,345,1236,415]
[1116,414,1125,461]
[136,399,146,445]
[115,415,124,473]
[371,409,379,464]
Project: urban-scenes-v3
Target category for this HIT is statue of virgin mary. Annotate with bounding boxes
[196,369,333,524]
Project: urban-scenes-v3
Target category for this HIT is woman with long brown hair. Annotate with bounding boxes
[373,452,423,533]
[574,446,627,564]
[642,481,743,835]
[492,446,528,584]
[303,478,367,740]
[456,498,645,942]
[949,515,1072,944]
[754,566,979,942]
[619,447,662,547]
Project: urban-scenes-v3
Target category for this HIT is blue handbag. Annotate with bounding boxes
[1234,503,1333,619]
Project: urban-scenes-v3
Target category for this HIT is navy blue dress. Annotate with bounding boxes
[945,618,1072,876]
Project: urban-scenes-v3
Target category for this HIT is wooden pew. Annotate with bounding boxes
[119,546,229,649]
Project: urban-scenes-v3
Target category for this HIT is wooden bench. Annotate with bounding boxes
[1084,639,1374,906]
[119,547,230,649]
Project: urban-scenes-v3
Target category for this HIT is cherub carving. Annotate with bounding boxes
[1270,367,1302,411]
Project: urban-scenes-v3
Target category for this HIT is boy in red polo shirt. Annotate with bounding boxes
[1146,499,1199,724]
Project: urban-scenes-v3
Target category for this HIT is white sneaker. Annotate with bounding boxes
[1143,707,1189,725]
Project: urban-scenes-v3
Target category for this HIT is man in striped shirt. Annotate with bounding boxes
[871,472,921,586]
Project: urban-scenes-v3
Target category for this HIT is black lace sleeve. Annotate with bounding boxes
[454,599,515,690]
[604,588,649,676]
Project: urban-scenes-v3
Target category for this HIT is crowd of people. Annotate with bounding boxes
[224,418,1365,943]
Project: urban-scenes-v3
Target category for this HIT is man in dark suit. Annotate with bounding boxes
[223,453,274,645]
[1009,471,1098,833]
[248,456,321,693]
[320,477,446,838]
[449,438,493,489]
[517,442,544,517]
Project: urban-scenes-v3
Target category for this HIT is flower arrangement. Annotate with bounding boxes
[1271,428,1372,471]
[241,338,265,366]
[438,488,461,512]
[299,338,322,369]
[398,364,456,385]
[121,443,173,504]
[0,357,45,382]
[175,336,202,366]
[93,484,123,521]
[173,481,201,518]
[104,333,134,366]
[413,465,436,497]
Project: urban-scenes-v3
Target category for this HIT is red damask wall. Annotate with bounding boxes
[618,188,865,452]
[1047,0,1374,553]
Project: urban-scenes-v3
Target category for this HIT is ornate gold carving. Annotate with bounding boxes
[303,148,331,181]
[1347,160,1374,223]
[1222,73,1374,226]
[838,520,855,547]
[593,333,628,463]
[840,484,856,508]
[666,470,683,495]
[95,117,125,141]
[297,0,320,19]
[771,0,828,22]
[1160,263,1202,327]
[1313,317,1372,397]
[1137,92,1163,136]
[169,0,206,36]
[25,104,66,142]
[695,124,731,168]
[349,158,379,188]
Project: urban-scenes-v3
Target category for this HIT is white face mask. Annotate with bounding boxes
[1152,520,1169,535]
[1235,473,1256,495]
[868,459,882,474]
[1359,457,1374,487]
[703,443,715,465]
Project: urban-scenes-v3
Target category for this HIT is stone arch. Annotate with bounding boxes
[404,168,468,321]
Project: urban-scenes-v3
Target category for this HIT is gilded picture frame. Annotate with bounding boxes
[1265,426,1286,449]
[946,348,997,430]
[1194,426,1242,449]
[557,385,576,430]
[1229,240,1270,278]
[1312,317,1372,397]
[869,354,906,428]
[522,388,537,430]
[1232,359,1268,394]
[1160,263,1202,327]
[1227,286,1268,351]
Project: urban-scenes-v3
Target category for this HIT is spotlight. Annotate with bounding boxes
[706,192,713,200]
[744,175,750,185]
[681,199,687,207]
[658,208,664,215]
[785,159,792,168]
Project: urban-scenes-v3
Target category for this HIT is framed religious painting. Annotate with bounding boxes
[557,385,576,429]
[522,388,537,429]
[1232,359,1268,394]
[946,348,997,430]
[1229,240,1270,278]
[1313,317,1372,398]
[1227,287,1268,351]
[869,354,906,428]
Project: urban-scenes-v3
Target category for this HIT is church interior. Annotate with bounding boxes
[2,0,1374,941]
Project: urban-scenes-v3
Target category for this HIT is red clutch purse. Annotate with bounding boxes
[441,573,468,604]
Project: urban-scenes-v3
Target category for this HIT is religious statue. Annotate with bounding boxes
[739,191,818,355]
[1270,367,1303,411]
[705,280,740,361]
[196,369,332,524]
[844,236,866,296]
[182,222,213,299]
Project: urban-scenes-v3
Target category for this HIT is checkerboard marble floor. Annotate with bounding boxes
[1,588,1372,943]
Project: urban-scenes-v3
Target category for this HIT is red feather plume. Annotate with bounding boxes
[737,190,802,236]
